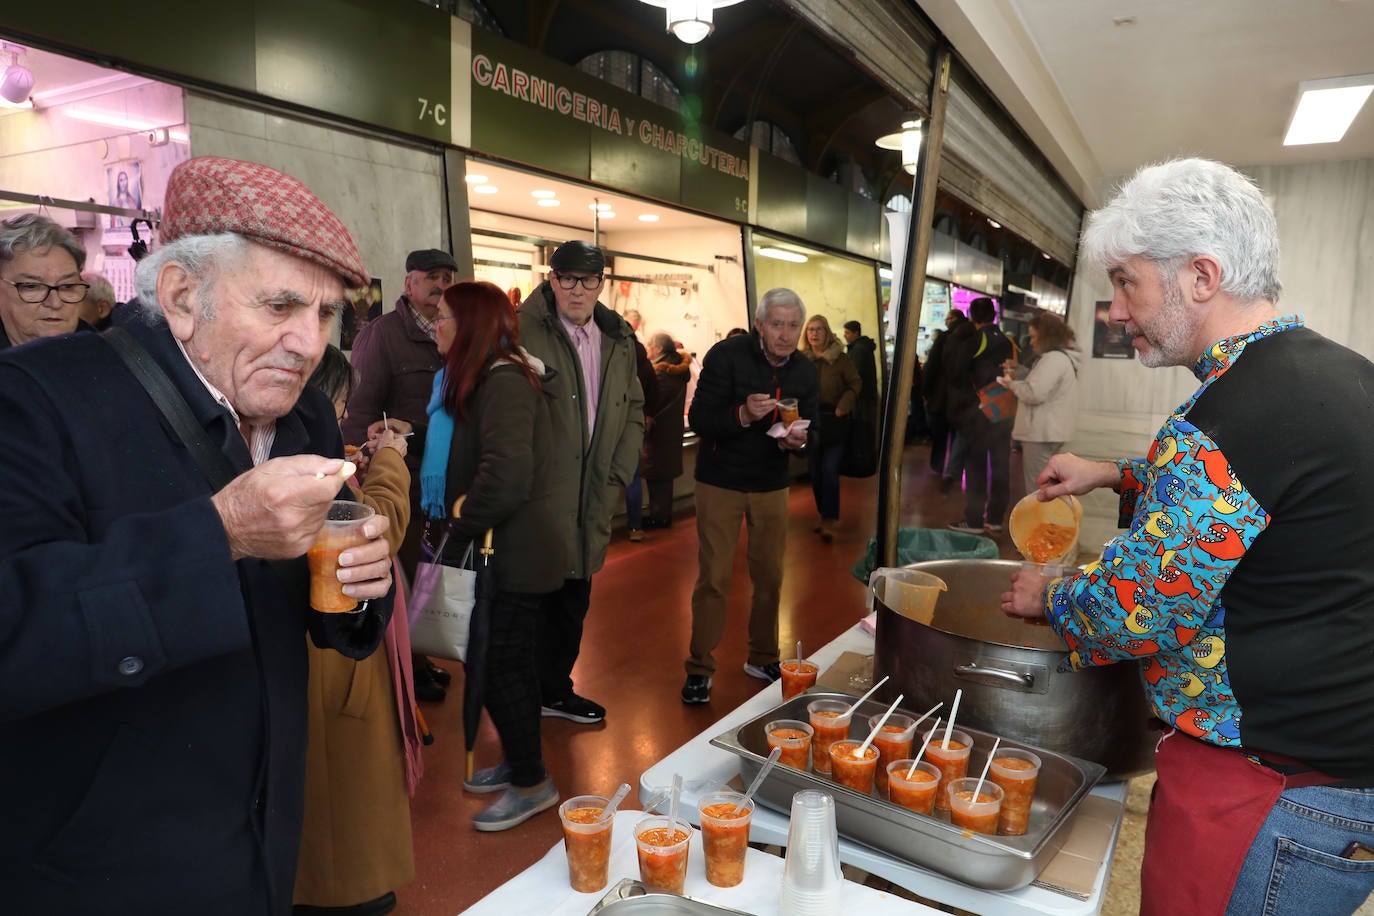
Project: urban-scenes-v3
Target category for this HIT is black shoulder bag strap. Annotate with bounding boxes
[103,326,239,492]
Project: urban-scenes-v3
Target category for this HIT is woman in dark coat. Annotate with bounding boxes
[419,281,566,832]
[643,331,690,529]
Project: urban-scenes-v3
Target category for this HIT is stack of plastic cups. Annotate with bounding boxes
[778,790,844,914]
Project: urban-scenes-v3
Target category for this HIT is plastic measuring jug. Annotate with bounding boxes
[867,567,948,625]
[1008,492,1083,565]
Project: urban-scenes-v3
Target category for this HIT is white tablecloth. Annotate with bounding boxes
[462,809,938,915]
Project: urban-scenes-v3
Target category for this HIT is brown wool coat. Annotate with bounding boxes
[294,447,414,907]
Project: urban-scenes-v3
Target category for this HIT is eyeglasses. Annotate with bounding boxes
[433,314,454,325]
[2,278,90,305]
[552,273,604,291]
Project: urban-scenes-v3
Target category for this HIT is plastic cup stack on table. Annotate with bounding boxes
[778,790,844,915]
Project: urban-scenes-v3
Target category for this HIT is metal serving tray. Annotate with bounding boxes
[709,690,1106,891]
[587,878,754,914]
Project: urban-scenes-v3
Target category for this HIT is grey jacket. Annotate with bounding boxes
[1008,347,1081,443]
[517,282,644,579]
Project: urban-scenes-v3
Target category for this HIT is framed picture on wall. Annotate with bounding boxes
[106,161,143,228]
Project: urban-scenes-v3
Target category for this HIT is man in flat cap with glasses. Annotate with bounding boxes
[510,240,643,730]
[344,246,457,702]
[0,156,394,915]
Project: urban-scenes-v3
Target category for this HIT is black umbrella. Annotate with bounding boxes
[463,526,496,781]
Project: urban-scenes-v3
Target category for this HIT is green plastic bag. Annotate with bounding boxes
[851,528,999,583]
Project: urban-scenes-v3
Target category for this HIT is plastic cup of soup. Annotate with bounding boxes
[634,815,693,894]
[780,659,819,699]
[828,741,880,794]
[766,719,814,771]
[887,760,941,815]
[698,791,753,888]
[806,699,854,776]
[307,500,375,613]
[924,728,973,811]
[947,778,1004,834]
[989,748,1042,836]
[868,712,917,795]
[559,795,613,892]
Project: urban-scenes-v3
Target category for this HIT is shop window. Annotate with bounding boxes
[576,51,682,112]
[733,121,801,167]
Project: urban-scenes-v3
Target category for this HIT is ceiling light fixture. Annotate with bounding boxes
[465,174,489,184]
[531,189,557,198]
[638,214,660,222]
[635,0,747,45]
[600,211,617,219]
[874,115,924,176]
[0,44,35,106]
[1284,73,1374,145]
[588,203,613,212]
[987,219,1001,229]
[756,246,808,263]
[473,185,499,194]
[537,199,561,207]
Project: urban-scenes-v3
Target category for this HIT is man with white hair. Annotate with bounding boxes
[1002,158,1374,915]
[682,288,817,704]
[0,156,395,914]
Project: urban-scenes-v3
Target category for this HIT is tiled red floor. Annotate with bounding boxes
[395,442,1023,914]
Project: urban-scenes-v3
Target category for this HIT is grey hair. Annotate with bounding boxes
[755,287,806,324]
[1080,158,1281,304]
[133,233,248,323]
[81,273,116,307]
[0,214,87,271]
[650,330,675,352]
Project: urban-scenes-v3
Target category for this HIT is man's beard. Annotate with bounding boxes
[1134,274,1196,368]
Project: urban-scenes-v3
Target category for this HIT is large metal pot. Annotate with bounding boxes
[873,558,1155,780]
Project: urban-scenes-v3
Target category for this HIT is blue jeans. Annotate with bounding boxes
[625,460,643,529]
[1227,784,1374,915]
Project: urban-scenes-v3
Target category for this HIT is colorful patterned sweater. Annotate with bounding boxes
[1047,316,1374,783]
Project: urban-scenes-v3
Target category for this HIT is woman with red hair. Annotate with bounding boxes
[419,280,566,831]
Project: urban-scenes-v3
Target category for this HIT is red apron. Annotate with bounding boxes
[1140,730,1338,915]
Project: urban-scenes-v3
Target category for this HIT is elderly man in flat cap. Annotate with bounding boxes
[344,246,456,702]
[0,156,394,915]
[505,240,643,733]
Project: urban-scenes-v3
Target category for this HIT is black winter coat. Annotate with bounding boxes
[690,332,819,493]
[0,316,390,915]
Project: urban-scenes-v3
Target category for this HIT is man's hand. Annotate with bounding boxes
[741,393,778,423]
[1001,567,1052,620]
[834,406,849,418]
[1035,452,1122,501]
[334,518,393,602]
[212,455,358,561]
[374,427,409,460]
[779,425,808,451]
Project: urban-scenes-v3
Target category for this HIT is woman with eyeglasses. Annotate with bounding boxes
[0,214,91,350]
[421,280,567,831]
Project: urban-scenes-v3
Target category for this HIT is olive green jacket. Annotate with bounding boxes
[517,282,644,579]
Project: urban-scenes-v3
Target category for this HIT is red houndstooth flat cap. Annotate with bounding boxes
[161,156,369,288]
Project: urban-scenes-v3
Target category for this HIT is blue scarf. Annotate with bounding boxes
[420,369,454,519]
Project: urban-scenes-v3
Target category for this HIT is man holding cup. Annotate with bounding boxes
[682,288,818,704]
[0,157,394,914]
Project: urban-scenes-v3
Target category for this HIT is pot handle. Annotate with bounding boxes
[954,663,1035,690]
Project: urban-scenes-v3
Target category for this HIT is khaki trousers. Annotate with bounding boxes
[687,481,789,677]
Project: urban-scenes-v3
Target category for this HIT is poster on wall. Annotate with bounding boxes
[106,161,143,228]
[1092,300,1135,359]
